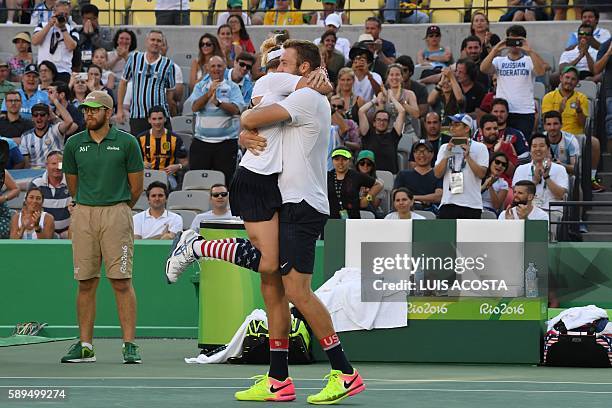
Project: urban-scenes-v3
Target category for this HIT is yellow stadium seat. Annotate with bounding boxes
[299,0,323,13]
[345,0,379,25]
[566,0,576,20]
[429,0,465,23]
[91,0,126,25]
[131,0,157,25]
[471,0,507,22]
[189,0,210,25]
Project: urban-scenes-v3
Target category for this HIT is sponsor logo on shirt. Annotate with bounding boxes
[107,146,120,151]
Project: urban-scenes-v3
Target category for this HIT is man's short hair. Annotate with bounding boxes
[148,30,165,40]
[80,4,99,16]
[46,150,63,160]
[282,39,321,71]
[461,35,482,50]
[148,105,167,119]
[480,114,498,129]
[365,16,381,27]
[146,181,169,198]
[51,81,71,100]
[530,133,550,147]
[392,187,414,202]
[578,23,593,32]
[396,55,414,76]
[210,183,227,191]
[506,25,527,38]
[236,52,256,64]
[581,7,599,19]
[543,110,562,124]
[491,98,509,111]
[515,179,536,196]
[5,90,20,100]
[374,109,390,120]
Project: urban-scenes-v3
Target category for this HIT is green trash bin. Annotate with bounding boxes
[197,220,265,349]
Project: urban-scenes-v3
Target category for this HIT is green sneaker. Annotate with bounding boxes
[60,341,96,363]
[307,369,365,405]
[235,374,296,402]
[122,342,142,364]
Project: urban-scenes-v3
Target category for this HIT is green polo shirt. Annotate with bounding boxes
[63,126,144,206]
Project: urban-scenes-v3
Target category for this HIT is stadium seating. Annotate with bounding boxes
[91,0,126,25]
[143,169,169,190]
[470,0,507,22]
[189,0,210,25]
[133,194,150,211]
[173,209,198,229]
[172,53,197,68]
[182,170,226,190]
[360,210,376,219]
[170,115,195,134]
[299,0,323,12]
[376,170,395,213]
[130,0,157,25]
[481,209,497,219]
[168,190,211,212]
[7,191,26,210]
[413,210,436,219]
[429,0,465,23]
[345,0,378,25]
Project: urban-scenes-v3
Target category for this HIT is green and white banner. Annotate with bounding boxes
[407,297,547,321]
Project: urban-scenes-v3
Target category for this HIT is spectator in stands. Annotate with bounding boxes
[500,0,548,22]
[434,114,489,219]
[155,0,190,25]
[0,60,17,105]
[217,0,252,26]
[384,188,427,220]
[565,8,610,51]
[470,11,501,61]
[335,67,365,122]
[490,98,531,163]
[312,14,351,62]
[38,61,58,91]
[318,31,345,85]
[227,14,256,54]
[9,186,55,239]
[29,150,72,238]
[0,136,25,169]
[31,0,78,83]
[8,32,33,83]
[0,170,19,239]
[478,73,497,115]
[117,30,177,136]
[92,49,116,90]
[455,59,486,116]
[137,106,188,189]
[48,80,84,133]
[190,34,225,92]
[69,72,90,107]
[480,25,547,139]
[187,55,245,183]
[481,152,510,214]
[190,183,237,231]
[20,102,73,168]
[226,52,255,103]
[512,133,568,223]
[381,64,420,124]
[459,36,491,89]
[474,113,518,176]
[218,24,243,66]
[396,140,443,211]
[355,150,384,217]
[558,25,598,82]
[0,64,50,120]
[395,56,428,118]
[160,37,184,117]
[409,112,450,168]
[328,146,383,219]
[86,65,115,103]
[133,181,182,240]
[358,91,406,174]
[428,67,464,126]
[108,29,137,81]
[330,94,360,152]
[76,4,113,71]
[264,0,303,25]
[417,25,453,77]
[499,180,548,220]
[364,17,396,65]
[30,0,60,26]
[383,0,429,24]
[0,91,34,142]
[358,33,392,81]
[595,37,612,156]
[349,44,382,102]
[4,0,21,24]
[311,0,348,25]
[543,111,580,175]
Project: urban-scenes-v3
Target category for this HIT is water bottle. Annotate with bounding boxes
[525,262,539,298]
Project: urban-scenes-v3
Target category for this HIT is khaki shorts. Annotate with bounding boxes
[71,202,134,280]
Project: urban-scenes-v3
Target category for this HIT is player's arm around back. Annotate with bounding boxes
[241,104,291,130]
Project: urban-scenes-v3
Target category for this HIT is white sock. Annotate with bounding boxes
[81,342,93,350]
[592,170,597,178]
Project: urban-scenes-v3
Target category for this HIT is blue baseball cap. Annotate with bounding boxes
[449,113,474,129]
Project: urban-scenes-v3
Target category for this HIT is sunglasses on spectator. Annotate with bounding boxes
[577,31,592,36]
[358,160,373,167]
[238,61,253,70]
[331,104,344,110]
[32,112,48,117]
[212,192,229,198]
[493,159,508,167]
[200,42,213,47]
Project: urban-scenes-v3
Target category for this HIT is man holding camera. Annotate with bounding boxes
[499,180,548,221]
[434,114,489,219]
[31,0,78,84]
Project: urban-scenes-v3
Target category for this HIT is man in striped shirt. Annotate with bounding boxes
[116,30,176,136]
[186,55,245,184]
[30,151,72,238]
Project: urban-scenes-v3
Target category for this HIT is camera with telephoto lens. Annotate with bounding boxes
[56,13,66,24]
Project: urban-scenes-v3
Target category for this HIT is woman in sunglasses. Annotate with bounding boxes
[355,150,384,217]
[190,33,225,92]
[481,152,510,214]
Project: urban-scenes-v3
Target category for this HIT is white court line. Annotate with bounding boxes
[0,385,612,394]
[2,377,612,386]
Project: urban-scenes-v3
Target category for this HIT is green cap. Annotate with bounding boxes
[562,65,579,75]
[356,150,375,163]
[323,0,337,3]
[228,0,242,7]
[331,147,352,159]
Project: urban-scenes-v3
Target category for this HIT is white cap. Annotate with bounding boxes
[325,14,342,28]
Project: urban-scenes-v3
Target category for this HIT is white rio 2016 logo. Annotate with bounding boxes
[408,302,448,315]
[479,303,525,315]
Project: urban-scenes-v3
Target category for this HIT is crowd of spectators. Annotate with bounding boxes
[1,3,611,242]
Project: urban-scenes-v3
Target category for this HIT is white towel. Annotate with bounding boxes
[547,305,609,332]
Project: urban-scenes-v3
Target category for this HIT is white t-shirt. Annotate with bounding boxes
[174,62,184,84]
[481,177,509,210]
[312,36,351,61]
[435,141,489,210]
[493,54,536,114]
[353,71,382,101]
[498,206,549,221]
[277,88,331,215]
[384,212,426,220]
[512,161,569,211]
[133,209,183,239]
[155,0,189,11]
[190,209,238,231]
[34,22,79,74]
[558,46,599,73]
[239,72,301,175]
